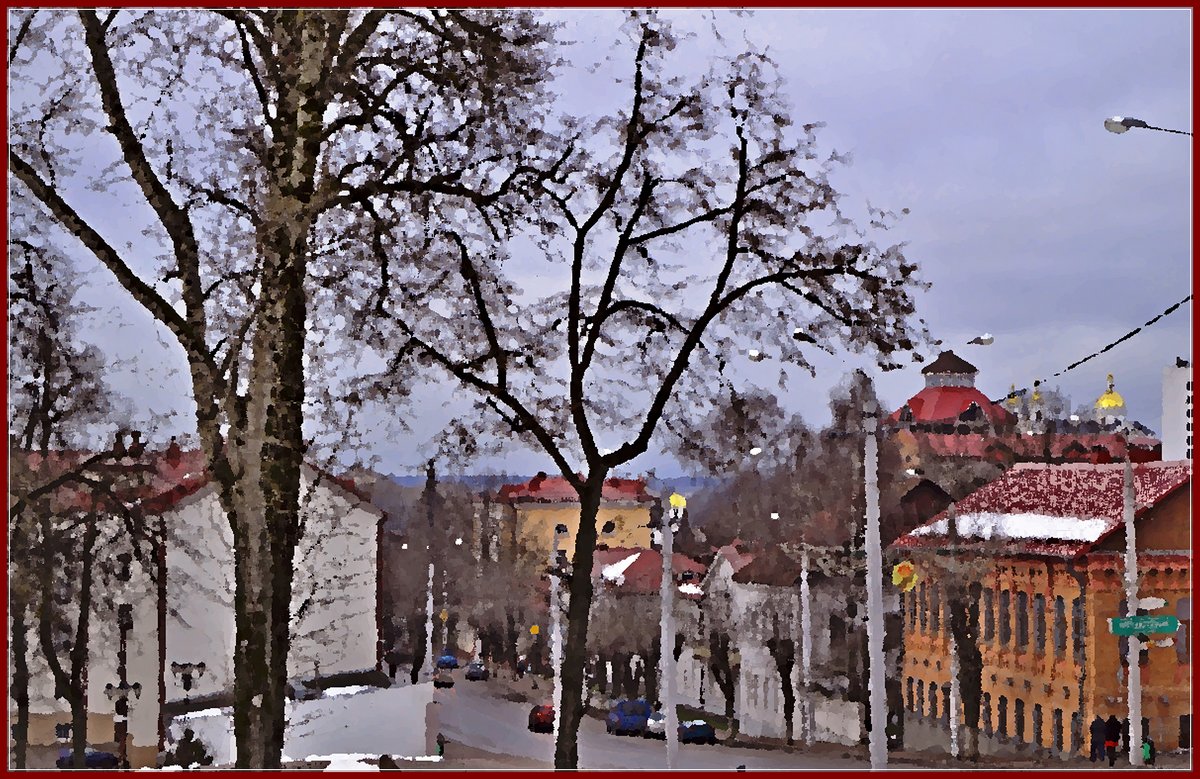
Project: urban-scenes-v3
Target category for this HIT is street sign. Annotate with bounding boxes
[1108,615,1179,636]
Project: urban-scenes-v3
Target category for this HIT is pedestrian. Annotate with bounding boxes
[1104,715,1122,766]
[1089,715,1107,763]
[517,655,527,680]
[435,732,447,758]
[385,646,401,680]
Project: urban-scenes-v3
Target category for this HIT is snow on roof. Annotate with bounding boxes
[892,460,1191,558]
[678,583,704,596]
[909,512,1111,543]
[602,551,642,584]
[497,473,654,504]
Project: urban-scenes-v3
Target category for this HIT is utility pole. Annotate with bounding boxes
[862,399,887,770]
[1123,458,1143,766]
[799,543,813,746]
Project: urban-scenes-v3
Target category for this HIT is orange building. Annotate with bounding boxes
[891,461,1191,757]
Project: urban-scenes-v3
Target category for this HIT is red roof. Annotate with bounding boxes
[903,431,1162,463]
[890,386,1016,426]
[892,460,1191,558]
[497,473,654,504]
[593,547,707,599]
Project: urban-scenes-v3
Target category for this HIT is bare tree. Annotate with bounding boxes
[360,14,929,766]
[9,9,555,766]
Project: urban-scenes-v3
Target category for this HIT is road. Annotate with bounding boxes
[430,681,867,770]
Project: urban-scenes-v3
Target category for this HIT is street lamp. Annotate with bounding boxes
[862,399,888,770]
[1104,115,1192,136]
[170,661,207,693]
[655,493,686,769]
[104,679,142,769]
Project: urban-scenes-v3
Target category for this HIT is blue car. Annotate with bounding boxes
[56,748,120,769]
[435,654,459,669]
[679,719,718,745]
[605,699,653,736]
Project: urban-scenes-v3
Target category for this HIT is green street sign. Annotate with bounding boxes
[1108,615,1179,636]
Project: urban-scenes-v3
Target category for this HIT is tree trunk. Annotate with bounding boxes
[506,610,519,670]
[948,581,983,762]
[770,638,796,745]
[596,653,608,695]
[554,476,605,768]
[10,536,31,769]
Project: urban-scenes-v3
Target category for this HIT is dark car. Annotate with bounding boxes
[433,670,455,689]
[679,719,717,745]
[605,699,653,736]
[465,661,489,681]
[56,748,120,769]
[528,704,555,733]
[435,654,459,670]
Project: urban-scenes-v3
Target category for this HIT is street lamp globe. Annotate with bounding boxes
[1105,116,1133,134]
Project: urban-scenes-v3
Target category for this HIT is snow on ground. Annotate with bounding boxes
[168,683,436,766]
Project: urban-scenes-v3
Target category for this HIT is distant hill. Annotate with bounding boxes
[385,473,724,495]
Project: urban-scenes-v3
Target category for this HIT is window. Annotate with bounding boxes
[1033,703,1043,748]
[1000,590,1012,645]
[1033,594,1046,655]
[906,677,914,709]
[1053,596,1067,658]
[919,583,928,633]
[1071,597,1085,663]
[1181,715,1192,750]
[1016,592,1029,649]
[908,588,917,628]
[1071,712,1082,754]
[998,696,1008,737]
[1015,699,1026,743]
[983,589,995,642]
[830,614,846,650]
[982,692,993,736]
[931,585,941,635]
[1053,708,1064,752]
[917,680,926,716]
[929,682,938,719]
[942,685,951,726]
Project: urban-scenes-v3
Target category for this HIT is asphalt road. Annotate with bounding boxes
[429,681,868,770]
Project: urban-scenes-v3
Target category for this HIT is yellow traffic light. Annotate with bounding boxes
[530,624,539,636]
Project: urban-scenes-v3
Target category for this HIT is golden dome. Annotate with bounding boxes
[1005,384,1020,408]
[1095,373,1126,410]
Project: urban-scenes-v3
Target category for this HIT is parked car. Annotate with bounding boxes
[286,679,321,701]
[433,671,455,689]
[528,704,555,733]
[644,711,666,739]
[465,661,489,681]
[435,654,459,669]
[605,699,653,736]
[56,748,120,769]
[679,719,717,745]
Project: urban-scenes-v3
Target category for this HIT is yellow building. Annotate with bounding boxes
[487,473,655,564]
[891,461,1192,757]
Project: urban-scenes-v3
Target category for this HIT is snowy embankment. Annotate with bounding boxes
[169,682,437,768]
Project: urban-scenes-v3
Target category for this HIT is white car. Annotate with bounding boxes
[644,711,666,739]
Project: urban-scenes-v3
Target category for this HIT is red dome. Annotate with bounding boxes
[890,385,1015,426]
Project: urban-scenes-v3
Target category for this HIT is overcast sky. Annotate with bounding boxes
[25,8,1192,478]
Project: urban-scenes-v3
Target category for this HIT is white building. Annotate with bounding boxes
[17,451,383,768]
[1162,358,1192,461]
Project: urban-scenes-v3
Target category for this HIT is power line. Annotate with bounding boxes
[1003,294,1191,401]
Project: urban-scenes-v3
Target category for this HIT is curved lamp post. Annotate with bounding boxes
[1104,116,1192,136]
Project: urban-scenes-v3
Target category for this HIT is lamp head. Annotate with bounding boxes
[668,493,687,510]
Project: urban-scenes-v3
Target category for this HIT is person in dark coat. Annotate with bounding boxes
[1089,716,1107,762]
[1105,715,1122,766]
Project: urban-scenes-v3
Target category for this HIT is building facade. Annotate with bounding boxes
[1162,358,1193,461]
[892,461,1192,757]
